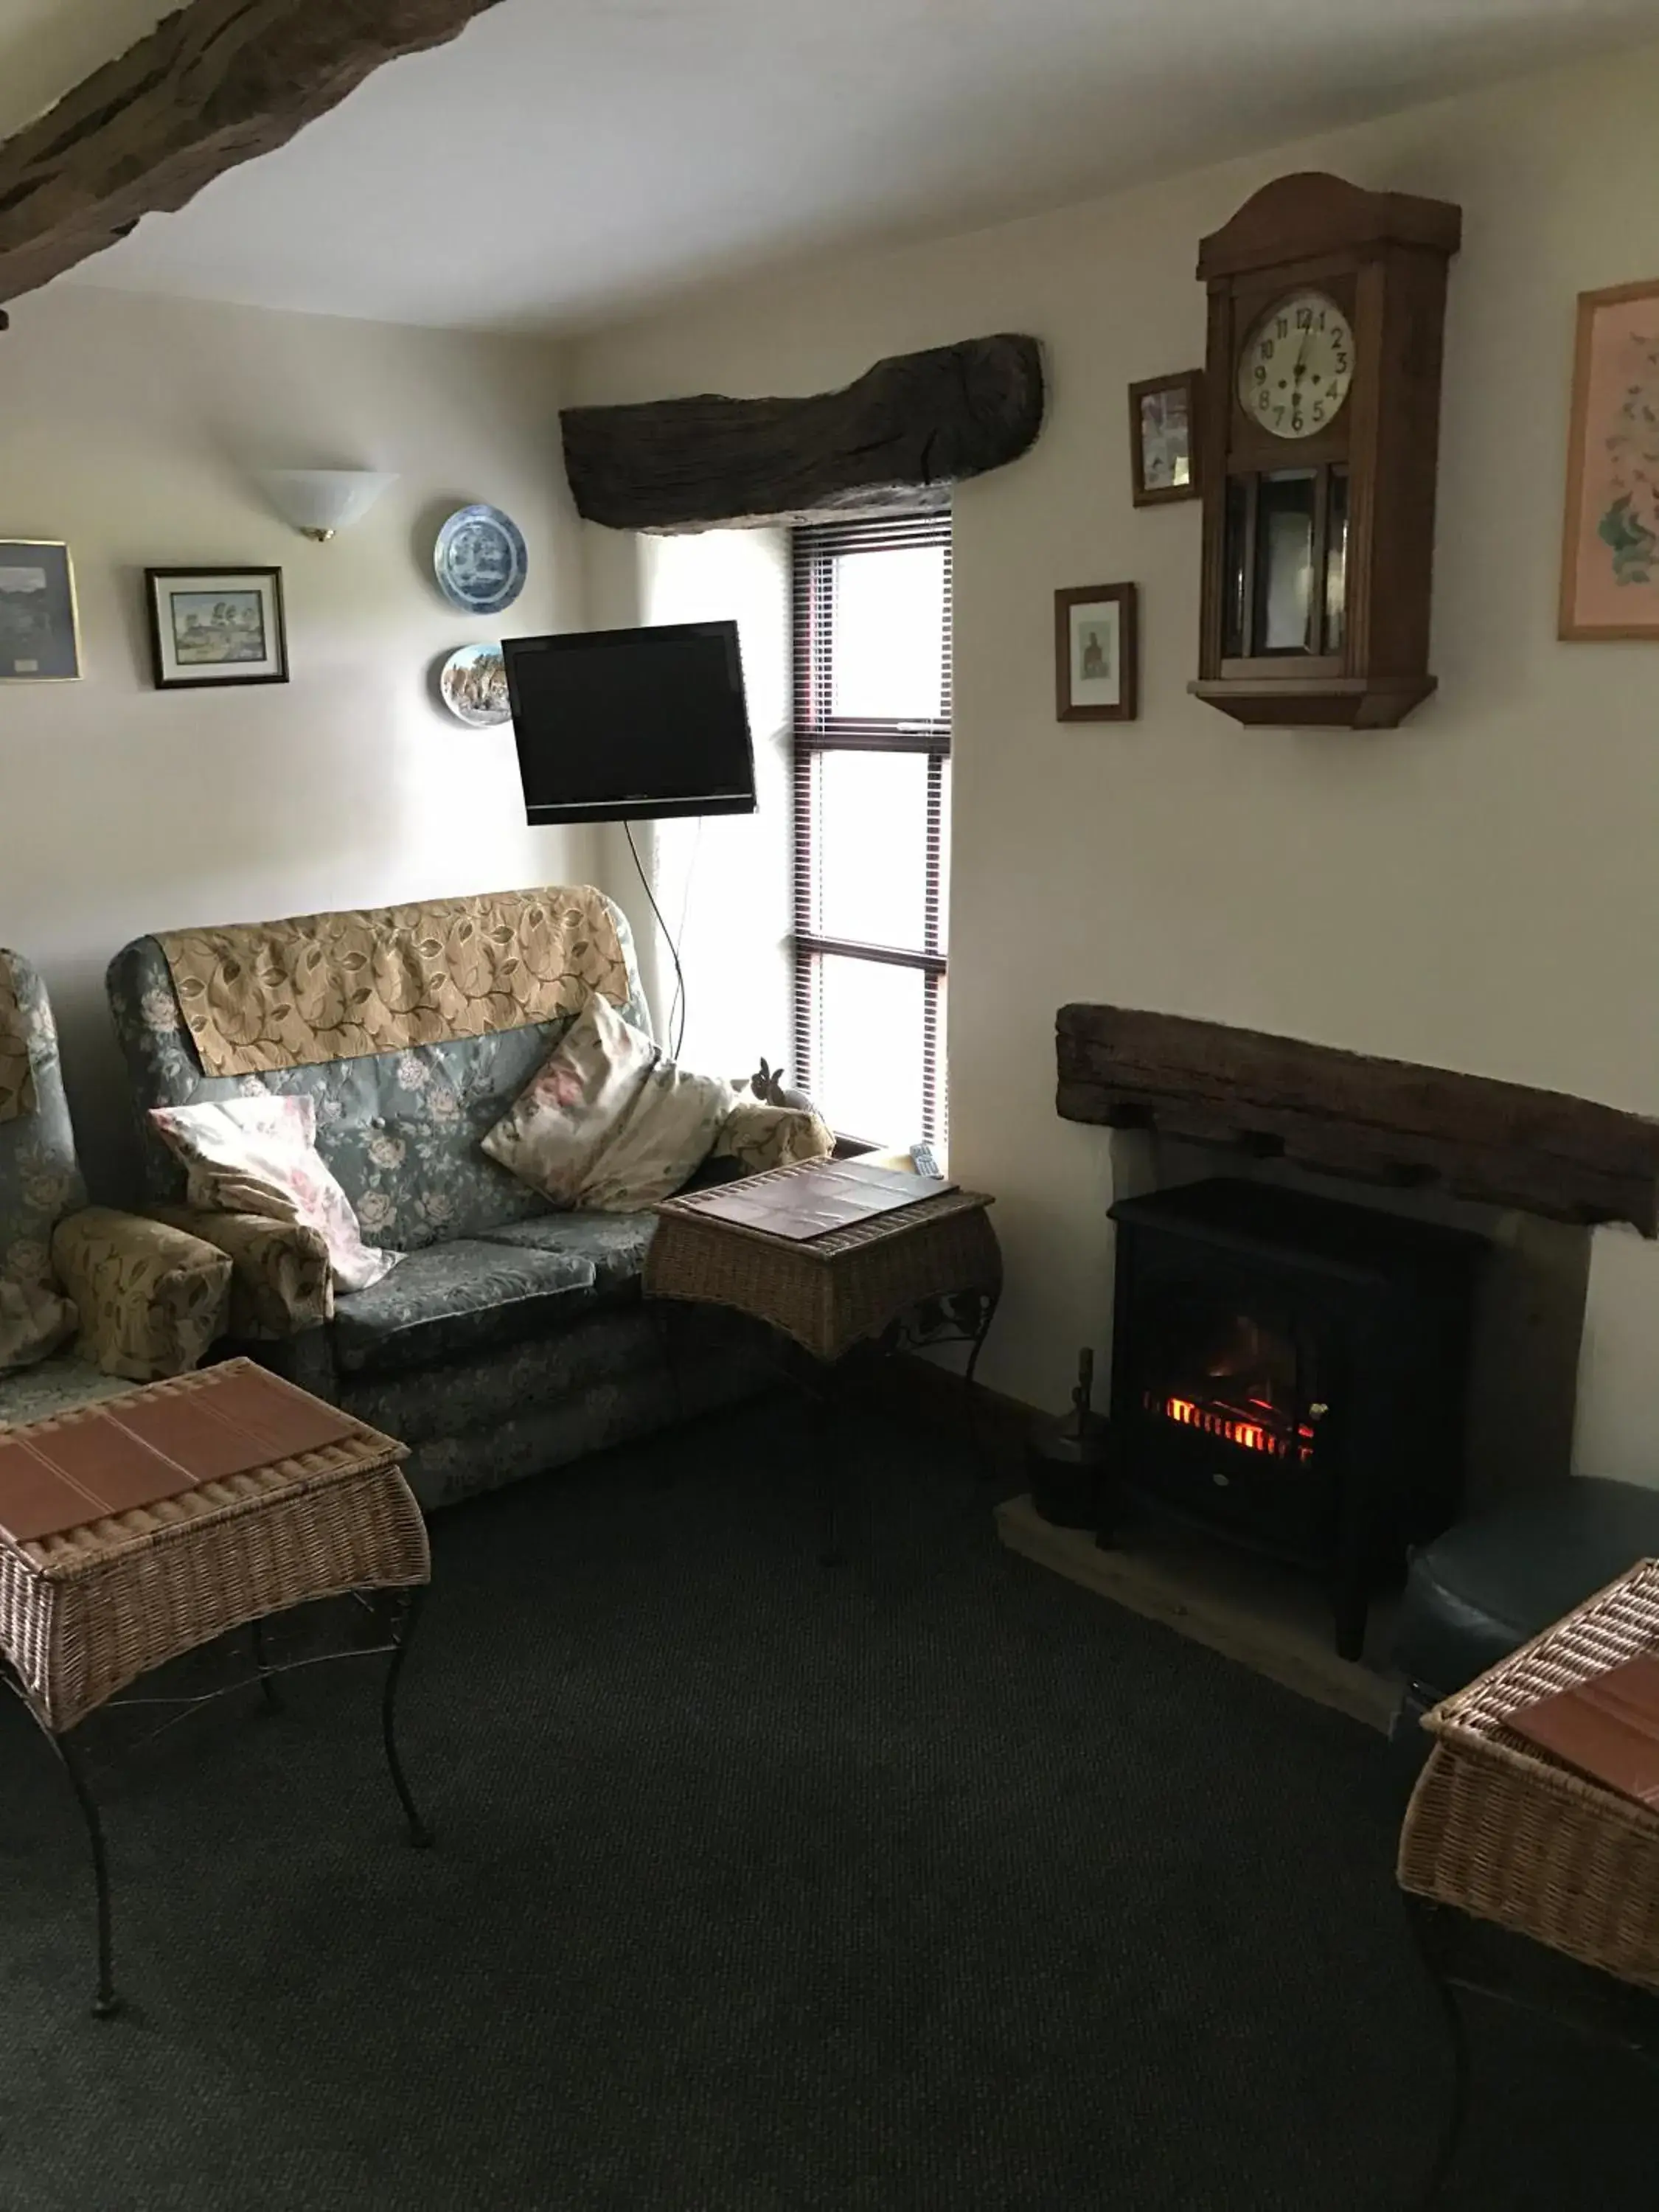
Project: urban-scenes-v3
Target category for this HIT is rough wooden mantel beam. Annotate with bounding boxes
[560,334,1046,531]
[1056,1004,1659,1234]
[0,0,507,310]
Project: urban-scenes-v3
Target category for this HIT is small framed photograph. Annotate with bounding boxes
[0,541,81,681]
[1128,369,1202,506]
[1056,583,1138,722]
[145,566,288,689]
[1559,281,1659,639]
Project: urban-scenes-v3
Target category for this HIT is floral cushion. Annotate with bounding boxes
[149,1096,399,1294]
[481,996,733,1213]
[50,1208,232,1380]
[331,1238,599,1377]
[474,1209,661,1298]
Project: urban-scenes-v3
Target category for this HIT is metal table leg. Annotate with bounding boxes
[38,1719,120,2021]
[1404,1898,1472,2208]
[960,1285,1004,1479]
[380,1587,434,1849]
[249,1617,282,1713]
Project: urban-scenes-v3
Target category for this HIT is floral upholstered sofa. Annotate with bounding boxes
[107,886,830,1510]
[0,950,231,1429]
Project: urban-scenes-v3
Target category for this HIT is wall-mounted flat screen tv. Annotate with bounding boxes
[502,620,757,826]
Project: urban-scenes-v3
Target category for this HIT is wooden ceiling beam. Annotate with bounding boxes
[0,0,507,313]
[560,335,1046,531]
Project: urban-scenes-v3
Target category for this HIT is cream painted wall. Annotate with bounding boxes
[0,284,586,1191]
[589,527,793,1086]
[569,41,1659,1481]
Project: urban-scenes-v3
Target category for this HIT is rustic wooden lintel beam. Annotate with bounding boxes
[0,0,506,309]
[1056,1004,1659,1235]
[560,334,1046,531]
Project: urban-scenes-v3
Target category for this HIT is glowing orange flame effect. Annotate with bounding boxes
[1145,1391,1316,1465]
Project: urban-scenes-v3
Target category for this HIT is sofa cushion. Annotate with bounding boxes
[475,1210,659,1298]
[331,1238,598,1377]
[481,996,732,1212]
[149,1094,398,1291]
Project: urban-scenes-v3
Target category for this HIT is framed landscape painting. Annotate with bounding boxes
[0,541,80,681]
[1559,280,1659,640]
[1055,582,1139,721]
[145,566,288,689]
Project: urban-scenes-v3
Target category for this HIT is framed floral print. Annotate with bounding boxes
[1055,583,1139,721]
[1560,281,1659,639]
[0,541,80,681]
[1129,370,1202,506]
[145,566,288,689]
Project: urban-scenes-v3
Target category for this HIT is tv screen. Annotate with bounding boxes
[502,621,757,826]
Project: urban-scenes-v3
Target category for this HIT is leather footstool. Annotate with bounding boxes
[1392,1477,1659,1768]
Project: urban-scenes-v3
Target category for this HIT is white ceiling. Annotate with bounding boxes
[7,0,1659,333]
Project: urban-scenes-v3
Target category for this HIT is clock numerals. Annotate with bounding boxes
[1236,290,1354,440]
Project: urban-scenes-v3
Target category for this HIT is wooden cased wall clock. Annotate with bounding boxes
[1192,172,1461,728]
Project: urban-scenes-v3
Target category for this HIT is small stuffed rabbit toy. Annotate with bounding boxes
[747,1057,815,1114]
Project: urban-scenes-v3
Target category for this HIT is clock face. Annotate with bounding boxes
[1237,291,1354,439]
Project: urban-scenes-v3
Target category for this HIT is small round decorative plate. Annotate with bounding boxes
[433,503,528,615]
[439,641,511,727]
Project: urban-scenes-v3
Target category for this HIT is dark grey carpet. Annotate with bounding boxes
[0,1397,1649,2211]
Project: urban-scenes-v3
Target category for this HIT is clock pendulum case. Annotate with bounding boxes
[1190,172,1462,729]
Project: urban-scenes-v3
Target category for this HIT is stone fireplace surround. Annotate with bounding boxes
[1054,1005,1659,1507]
[1004,1006,1659,1703]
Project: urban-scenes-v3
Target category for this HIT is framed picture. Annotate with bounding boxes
[1129,370,1202,506]
[0,541,80,681]
[145,566,288,689]
[1055,584,1138,721]
[1560,281,1659,639]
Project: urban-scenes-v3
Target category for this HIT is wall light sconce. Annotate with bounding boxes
[260,469,397,542]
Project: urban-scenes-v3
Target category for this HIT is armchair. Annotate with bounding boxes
[0,951,231,1428]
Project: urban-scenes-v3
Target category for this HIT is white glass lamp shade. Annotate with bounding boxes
[260,469,397,540]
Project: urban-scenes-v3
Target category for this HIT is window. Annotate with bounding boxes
[790,513,951,1149]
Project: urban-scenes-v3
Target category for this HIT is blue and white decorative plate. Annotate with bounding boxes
[434,504,527,616]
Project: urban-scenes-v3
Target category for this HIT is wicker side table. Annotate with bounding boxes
[1398,1558,1659,2197]
[647,1166,1001,1551]
[0,1360,431,2018]
[648,1166,1001,1366]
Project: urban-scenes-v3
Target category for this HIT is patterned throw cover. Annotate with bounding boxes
[0,951,82,1371]
[156,885,629,1079]
[0,953,39,1124]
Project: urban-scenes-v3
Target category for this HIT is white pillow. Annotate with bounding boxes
[149,1095,399,1293]
[481,995,734,1213]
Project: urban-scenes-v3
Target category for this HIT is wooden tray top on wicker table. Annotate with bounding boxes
[646,1161,1001,1368]
[1398,1558,1659,2196]
[0,1358,431,2018]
